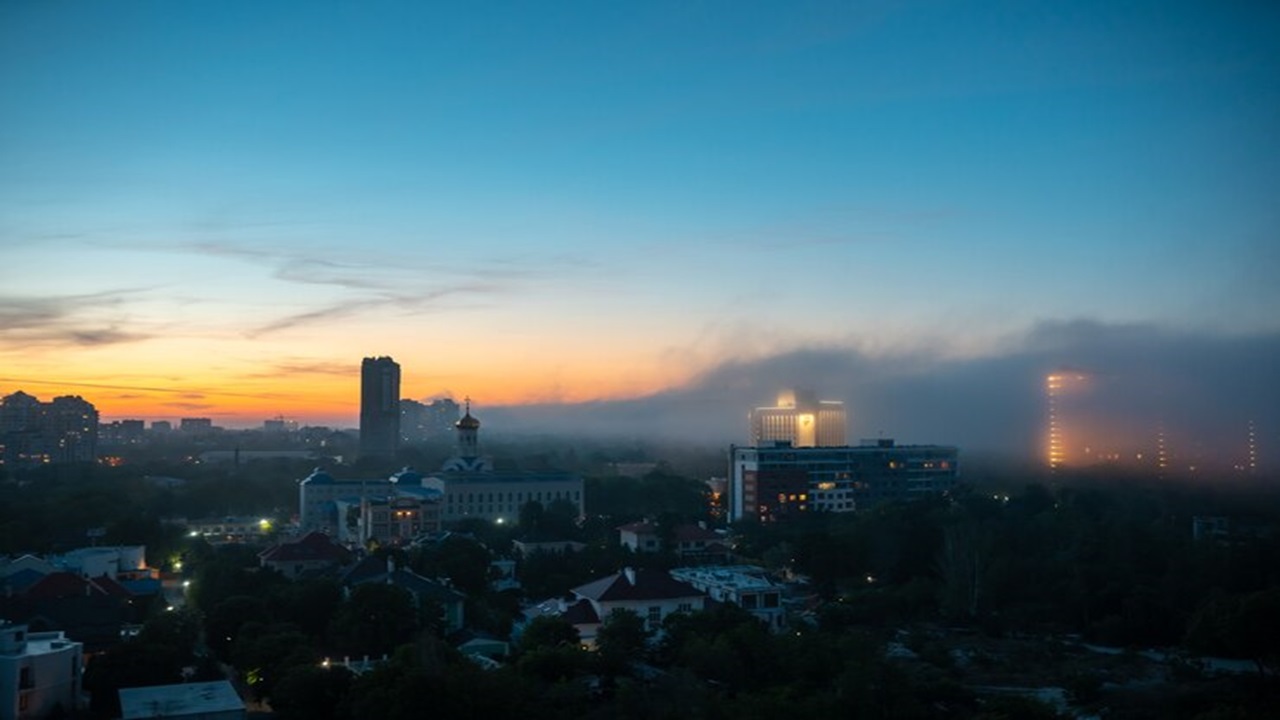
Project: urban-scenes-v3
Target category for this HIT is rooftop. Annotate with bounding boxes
[119,680,245,719]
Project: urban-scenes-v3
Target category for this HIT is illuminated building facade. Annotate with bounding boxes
[728,439,959,522]
[360,356,401,460]
[750,390,847,447]
[1045,372,1088,470]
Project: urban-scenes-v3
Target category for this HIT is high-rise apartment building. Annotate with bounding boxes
[0,391,98,465]
[749,390,846,447]
[360,356,401,460]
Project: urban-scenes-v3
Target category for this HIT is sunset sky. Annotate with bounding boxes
[2,1,1277,434]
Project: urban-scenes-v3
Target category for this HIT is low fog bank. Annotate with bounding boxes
[484,320,1280,464]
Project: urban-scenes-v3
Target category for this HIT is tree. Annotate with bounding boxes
[518,615,580,655]
[595,608,650,678]
[329,584,419,658]
[270,664,353,720]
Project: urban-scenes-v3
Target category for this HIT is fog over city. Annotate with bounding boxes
[484,319,1280,462]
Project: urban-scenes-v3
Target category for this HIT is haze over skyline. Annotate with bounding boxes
[2,2,1277,457]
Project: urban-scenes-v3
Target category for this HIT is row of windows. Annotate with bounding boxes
[447,489,581,504]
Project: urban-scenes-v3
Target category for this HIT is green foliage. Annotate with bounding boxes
[328,584,419,659]
[271,665,354,720]
[518,615,581,655]
[595,608,650,678]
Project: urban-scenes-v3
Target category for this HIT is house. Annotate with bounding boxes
[534,568,706,646]
[117,680,245,720]
[0,572,126,652]
[616,521,731,562]
[258,532,353,579]
[341,556,466,633]
[0,620,84,720]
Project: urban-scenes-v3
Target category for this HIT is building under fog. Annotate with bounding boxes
[728,439,958,523]
[300,401,582,540]
[750,390,846,447]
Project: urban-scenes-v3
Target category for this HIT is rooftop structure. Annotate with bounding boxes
[669,565,786,630]
[118,680,245,720]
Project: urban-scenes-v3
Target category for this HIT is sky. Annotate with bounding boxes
[1,1,1277,457]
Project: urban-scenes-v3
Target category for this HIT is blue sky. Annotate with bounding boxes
[1,1,1277,430]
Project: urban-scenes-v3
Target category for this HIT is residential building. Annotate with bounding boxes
[670,566,786,630]
[359,356,401,460]
[566,568,706,644]
[342,556,466,633]
[118,680,245,720]
[400,398,460,444]
[729,439,959,522]
[616,521,730,562]
[749,389,846,448]
[0,391,98,466]
[258,532,353,579]
[0,620,83,720]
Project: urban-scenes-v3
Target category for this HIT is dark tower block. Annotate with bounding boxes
[360,356,401,460]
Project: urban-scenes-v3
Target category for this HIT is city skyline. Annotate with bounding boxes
[2,3,1278,456]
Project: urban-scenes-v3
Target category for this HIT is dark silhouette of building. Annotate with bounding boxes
[360,356,401,459]
[0,391,98,465]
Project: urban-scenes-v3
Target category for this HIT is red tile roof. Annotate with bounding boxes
[259,532,352,564]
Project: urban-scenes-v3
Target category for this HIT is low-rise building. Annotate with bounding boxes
[259,533,353,579]
[0,620,83,720]
[729,439,959,522]
[564,568,706,644]
[117,680,245,720]
[669,565,786,630]
[616,521,730,562]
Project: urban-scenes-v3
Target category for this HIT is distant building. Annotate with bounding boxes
[297,467,442,542]
[99,419,145,447]
[118,680,245,720]
[0,620,84,720]
[400,398,460,444]
[616,521,730,562]
[421,402,584,525]
[0,391,98,465]
[150,421,172,434]
[728,439,959,522]
[749,389,846,448]
[360,356,401,460]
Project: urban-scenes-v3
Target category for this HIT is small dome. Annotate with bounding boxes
[456,412,480,430]
[301,467,335,484]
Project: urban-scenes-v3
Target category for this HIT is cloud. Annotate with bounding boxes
[163,401,215,411]
[481,320,1280,466]
[243,360,357,379]
[0,290,157,349]
[246,282,504,337]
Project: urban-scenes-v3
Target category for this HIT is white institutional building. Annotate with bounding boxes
[299,401,582,538]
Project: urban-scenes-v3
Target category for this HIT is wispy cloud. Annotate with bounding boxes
[246,282,505,337]
[0,290,157,350]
